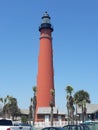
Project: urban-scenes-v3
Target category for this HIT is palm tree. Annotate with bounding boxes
[0,98,3,103]
[74,90,90,122]
[66,86,73,96]
[8,97,20,120]
[29,98,33,120]
[32,86,37,125]
[50,89,55,126]
[0,97,3,115]
[0,95,11,117]
[65,86,74,124]
[82,100,87,122]
[3,96,20,119]
[73,97,78,124]
[33,86,36,97]
[66,94,70,125]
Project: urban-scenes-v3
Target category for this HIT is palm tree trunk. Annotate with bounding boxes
[33,109,35,126]
[50,106,53,126]
[67,107,70,125]
[76,104,78,125]
[82,105,84,122]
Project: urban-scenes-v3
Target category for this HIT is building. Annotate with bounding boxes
[77,104,98,121]
[35,12,56,122]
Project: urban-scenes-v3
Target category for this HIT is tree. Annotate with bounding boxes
[0,98,3,115]
[8,97,20,120]
[74,90,90,122]
[21,116,28,123]
[73,97,78,124]
[50,89,55,126]
[0,98,3,103]
[66,86,73,96]
[65,86,75,124]
[32,86,37,125]
[29,98,33,120]
[3,96,20,120]
[0,95,11,117]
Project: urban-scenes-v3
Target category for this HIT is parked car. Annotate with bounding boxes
[14,122,35,130]
[80,124,91,130]
[63,124,91,130]
[18,123,32,127]
[0,118,32,130]
[80,121,98,130]
[41,127,65,130]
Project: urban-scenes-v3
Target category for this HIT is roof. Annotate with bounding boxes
[77,104,98,114]
[58,111,65,115]
[37,107,66,115]
[20,109,29,115]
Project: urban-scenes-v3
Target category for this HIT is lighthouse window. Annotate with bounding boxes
[42,18,50,23]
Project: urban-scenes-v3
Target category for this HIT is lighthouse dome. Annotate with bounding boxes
[39,12,53,32]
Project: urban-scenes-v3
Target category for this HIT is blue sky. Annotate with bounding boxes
[0,0,98,112]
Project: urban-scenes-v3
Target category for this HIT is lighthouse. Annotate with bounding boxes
[35,12,55,121]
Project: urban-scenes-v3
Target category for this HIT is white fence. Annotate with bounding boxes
[34,121,67,128]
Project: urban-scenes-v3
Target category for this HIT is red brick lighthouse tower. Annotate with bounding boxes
[36,12,55,121]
